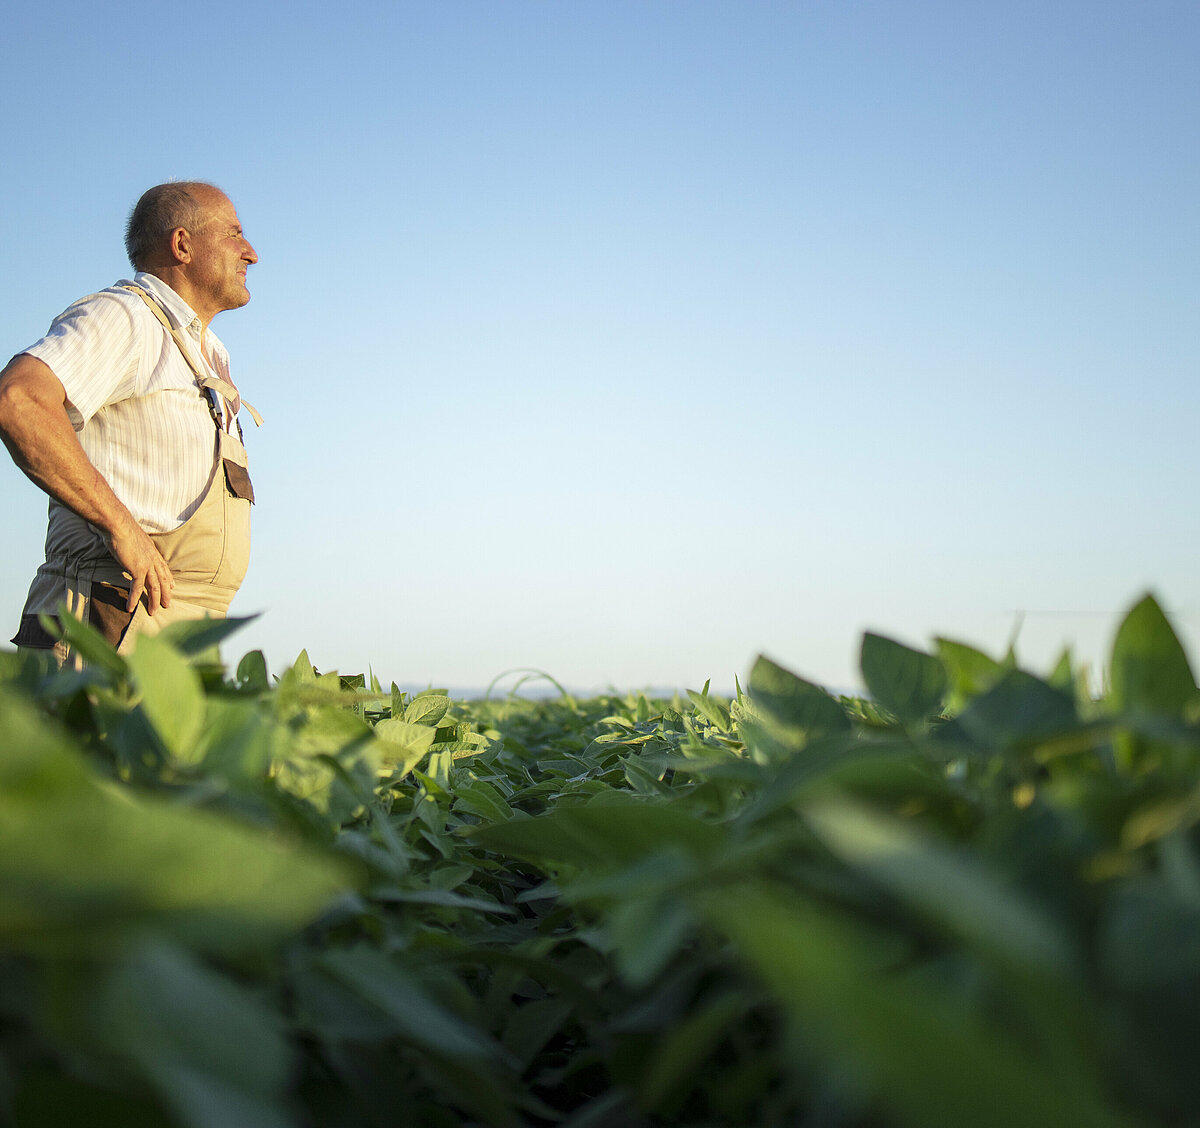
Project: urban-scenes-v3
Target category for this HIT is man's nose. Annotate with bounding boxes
[243,240,258,264]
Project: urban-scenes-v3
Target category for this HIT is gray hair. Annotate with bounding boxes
[124,181,221,268]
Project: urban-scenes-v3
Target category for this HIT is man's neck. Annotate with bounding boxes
[141,266,215,328]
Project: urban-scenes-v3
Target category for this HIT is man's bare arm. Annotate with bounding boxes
[0,354,174,614]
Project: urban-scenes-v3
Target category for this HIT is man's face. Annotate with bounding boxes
[183,190,258,315]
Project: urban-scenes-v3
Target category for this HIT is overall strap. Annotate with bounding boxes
[119,284,264,428]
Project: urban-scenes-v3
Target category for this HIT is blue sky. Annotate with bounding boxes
[1,1,1197,694]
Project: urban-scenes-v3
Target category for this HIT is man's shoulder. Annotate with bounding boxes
[52,281,151,323]
[26,281,158,369]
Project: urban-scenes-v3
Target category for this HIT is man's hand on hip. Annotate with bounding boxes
[106,519,175,615]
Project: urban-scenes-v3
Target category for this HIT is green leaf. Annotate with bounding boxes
[94,942,295,1128]
[50,602,127,678]
[125,634,206,763]
[290,649,317,682]
[748,655,850,748]
[607,893,691,988]
[318,945,498,1060]
[1097,878,1200,1111]
[0,688,96,791]
[703,884,1130,1128]
[1100,879,1200,990]
[370,888,516,916]
[196,698,278,781]
[235,648,270,691]
[428,750,453,790]
[390,681,406,718]
[470,797,722,868]
[635,991,745,1112]
[1110,593,1198,717]
[0,695,352,955]
[803,800,1072,974]
[453,781,515,824]
[1047,647,1075,693]
[405,693,451,727]
[860,632,947,726]
[374,718,436,775]
[957,670,1081,751]
[157,614,259,657]
[687,688,731,730]
[934,637,1005,709]
[502,998,573,1069]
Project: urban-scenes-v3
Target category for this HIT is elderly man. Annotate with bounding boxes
[0,181,260,664]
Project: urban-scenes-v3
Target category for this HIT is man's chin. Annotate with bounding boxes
[215,290,251,316]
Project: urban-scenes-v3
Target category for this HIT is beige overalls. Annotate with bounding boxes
[11,285,259,666]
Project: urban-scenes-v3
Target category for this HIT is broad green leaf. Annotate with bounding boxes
[860,632,947,726]
[1097,878,1200,1112]
[803,800,1071,973]
[1047,647,1075,693]
[290,649,317,682]
[374,717,436,775]
[453,780,515,823]
[0,688,96,791]
[370,888,516,915]
[502,998,573,1069]
[95,942,294,1128]
[390,681,406,718]
[636,991,744,1112]
[934,637,1005,709]
[1100,879,1200,989]
[50,603,127,678]
[196,698,279,781]
[235,648,270,691]
[607,893,691,988]
[295,728,381,825]
[126,634,206,763]
[957,670,1080,751]
[0,695,352,954]
[157,614,259,657]
[285,706,375,757]
[687,688,731,730]
[470,797,723,868]
[703,884,1130,1128]
[428,750,453,790]
[405,693,451,727]
[1111,593,1198,717]
[318,945,498,1059]
[748,655,850,749]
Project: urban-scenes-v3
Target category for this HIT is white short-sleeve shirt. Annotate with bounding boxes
[22,271,231,533]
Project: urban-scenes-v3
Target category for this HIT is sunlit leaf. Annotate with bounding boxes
[1111,593,1198,717]
[125,634,206,763]
[860,632,947,726]
[374,718,436,775]
[748,655,850,749]
[405,694,451,727]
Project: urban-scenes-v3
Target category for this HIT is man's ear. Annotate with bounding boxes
[169,226,192,264]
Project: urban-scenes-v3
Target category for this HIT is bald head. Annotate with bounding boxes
[124,181,226,270]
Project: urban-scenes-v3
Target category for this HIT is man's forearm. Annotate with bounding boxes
[0,354,136,538]
[0,353,174,613]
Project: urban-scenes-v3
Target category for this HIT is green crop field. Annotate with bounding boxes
[1,593,1197,1127]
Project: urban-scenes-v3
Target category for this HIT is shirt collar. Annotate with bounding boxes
[127,270,203,334]
[119,270,230,366]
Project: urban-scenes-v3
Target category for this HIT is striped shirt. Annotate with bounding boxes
[22,271,233,533]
